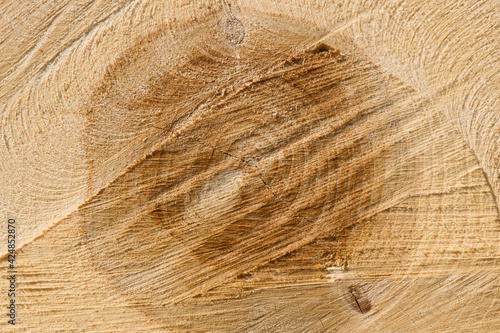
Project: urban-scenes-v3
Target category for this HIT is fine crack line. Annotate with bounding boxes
[171,129,311,222]
[398,304,424,332]
[350,289,364,314]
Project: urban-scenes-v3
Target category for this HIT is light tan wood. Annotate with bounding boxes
[1,0,499,331]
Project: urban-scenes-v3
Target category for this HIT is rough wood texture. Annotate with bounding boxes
[1,0,499,332]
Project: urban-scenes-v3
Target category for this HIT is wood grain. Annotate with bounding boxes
[1,0,499,331]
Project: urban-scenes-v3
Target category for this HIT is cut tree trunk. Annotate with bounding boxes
[1,0,499,332]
